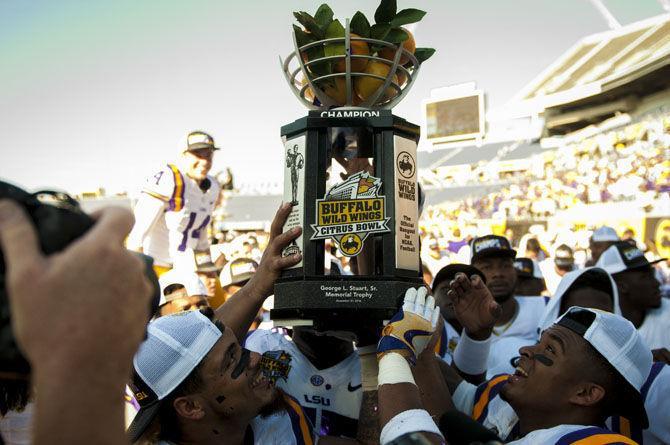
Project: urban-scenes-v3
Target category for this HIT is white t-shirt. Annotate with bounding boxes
[453,377,635,444]
[638,298,670,350]
[486,296,547,377]
[127,164,220,267]
[539,260,576,296]
[245,329,362,438]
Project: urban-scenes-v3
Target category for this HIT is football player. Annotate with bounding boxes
[596,241,669,352]
[446,307,651,444]
[126,131,221,276]
[468,235,548,378]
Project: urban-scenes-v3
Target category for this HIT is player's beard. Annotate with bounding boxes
[493,291,514,304]
[259,389,288,418]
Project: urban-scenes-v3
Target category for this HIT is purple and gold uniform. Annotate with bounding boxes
[453,375,638,444]
[127,163,220,271]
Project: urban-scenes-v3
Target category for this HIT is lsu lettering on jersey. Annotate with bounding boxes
[453,375,636,444]
[610,362,670,445]
[127,164,220,267]
[245,329,362,439]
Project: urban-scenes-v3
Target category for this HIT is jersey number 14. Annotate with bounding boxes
[178,212,211,251]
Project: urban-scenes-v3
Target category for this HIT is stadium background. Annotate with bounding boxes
[76,11,670,276]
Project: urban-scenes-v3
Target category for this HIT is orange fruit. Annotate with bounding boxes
[379,28,416,65]
[354,61,399,103]
[299,76,316,102]
[396,68,408,87]
[322,77,352,106]
[333,33,370,73]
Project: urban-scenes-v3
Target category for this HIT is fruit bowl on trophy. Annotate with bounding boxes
[281,4,435,110]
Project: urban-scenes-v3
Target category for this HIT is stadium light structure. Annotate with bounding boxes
[588,0,622,29]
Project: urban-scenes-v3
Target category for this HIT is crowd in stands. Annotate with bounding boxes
[421,113,670,222]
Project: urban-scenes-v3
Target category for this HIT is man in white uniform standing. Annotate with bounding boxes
[596,241,670,355]
[468,235,547,377]
[127,131,221,276]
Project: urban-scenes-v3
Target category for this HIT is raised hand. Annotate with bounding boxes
[377,287,440,364]
[447,273,501,339]
[246,202,302,298]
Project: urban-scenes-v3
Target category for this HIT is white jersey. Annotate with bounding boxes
[127,163,220,267]
[638,298,670,350]
[486,296,548,377]
[245,329,362,438]
[247,393,315,445]
[453,376,635,444]
[609,362,670,445]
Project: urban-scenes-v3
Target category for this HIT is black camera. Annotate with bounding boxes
[0,180,160,378]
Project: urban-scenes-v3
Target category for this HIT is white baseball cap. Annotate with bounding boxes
[220,257,258,287]
[591,226,620,242]
[158,269,208,306]
[127,310,223,441]
[537,267,620,334]
[555,306,652,427]
[595,241,665,275]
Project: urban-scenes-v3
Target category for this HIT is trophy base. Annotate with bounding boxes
[271,276,423,329]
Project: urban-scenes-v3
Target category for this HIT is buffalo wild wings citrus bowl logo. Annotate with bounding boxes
[311,171,390,257]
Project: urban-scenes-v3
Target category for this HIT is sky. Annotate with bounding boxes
[0,0,666,195]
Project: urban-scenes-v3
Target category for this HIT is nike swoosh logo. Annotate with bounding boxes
[347,382,362,392]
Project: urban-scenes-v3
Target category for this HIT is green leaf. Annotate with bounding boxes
[293,11,324,39]
[324,19,345,58]
[350,11,371,38]
[306,45,332,77]
[414,47,436,63]
[293,25,315,48]
[314,4,334,28]
[374,0,396,24]
[325,19,345,38]
[370,23,391,41]
[390,8,426,27]
[385,27,409,44]
[293,25,330,76]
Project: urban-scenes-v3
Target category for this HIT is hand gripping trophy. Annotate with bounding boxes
[274,1,435,329]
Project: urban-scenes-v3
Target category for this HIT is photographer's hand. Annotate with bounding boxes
[0,200,153,445]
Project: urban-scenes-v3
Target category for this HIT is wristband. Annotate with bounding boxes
[453,331,491,375]
[357,345,379,391]
[378,352,415,386]
[380,409,443,445]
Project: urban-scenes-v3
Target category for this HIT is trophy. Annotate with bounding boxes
[273,3,434,329]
